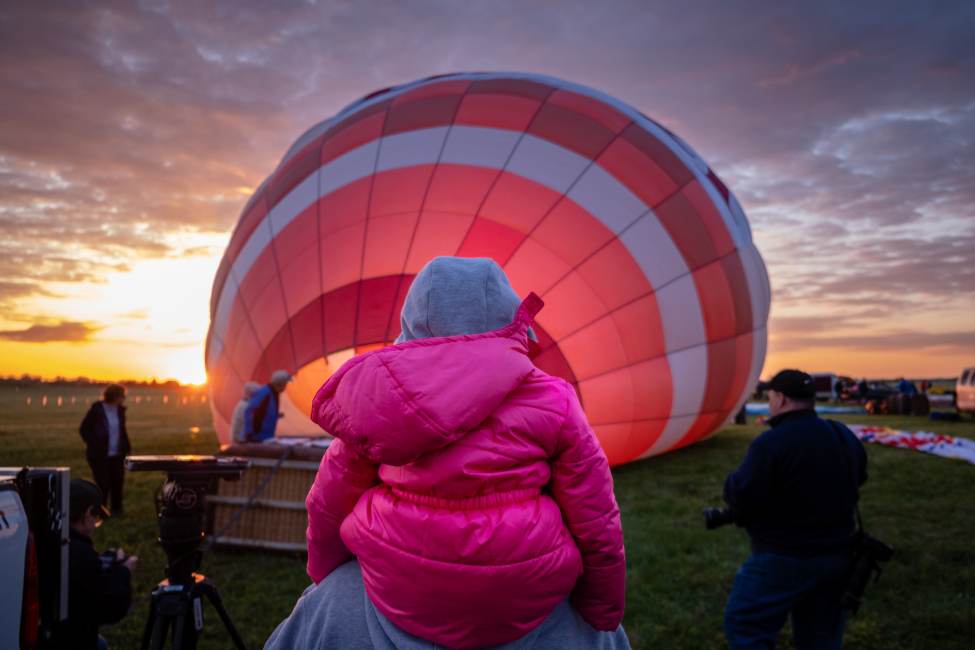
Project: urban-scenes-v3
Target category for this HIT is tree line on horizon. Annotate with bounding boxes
[0,374,204,389]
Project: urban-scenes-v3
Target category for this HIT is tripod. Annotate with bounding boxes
[125,457,253,650]
[140,573,246,650]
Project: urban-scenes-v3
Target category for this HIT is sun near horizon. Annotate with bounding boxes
[0,232,225,386]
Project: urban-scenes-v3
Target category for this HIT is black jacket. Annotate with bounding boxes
[52,529,132,649]
[724,409,868,556]
[79,401,131,460]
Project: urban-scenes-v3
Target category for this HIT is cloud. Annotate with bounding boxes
[0,321,100,343]
[770,328,975,354]
[826,330,975,350]
[758,49,862,88]
[0,280,56,302]
[180,245,221,258]
[116,309,149,320]
[770,308,891,335]
[0,1,973,374]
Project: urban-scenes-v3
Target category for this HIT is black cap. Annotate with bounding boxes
[757,369,816,400]
[70,478,111,520]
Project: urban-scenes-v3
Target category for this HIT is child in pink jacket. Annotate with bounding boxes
[306,257,626,649]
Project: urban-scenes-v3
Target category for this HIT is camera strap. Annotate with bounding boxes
[826,419,864,535]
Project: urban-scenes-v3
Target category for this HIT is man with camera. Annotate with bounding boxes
[54,479,138,649]
[721,369,867,650]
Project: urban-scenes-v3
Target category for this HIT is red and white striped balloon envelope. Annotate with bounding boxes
[205,73,770,465]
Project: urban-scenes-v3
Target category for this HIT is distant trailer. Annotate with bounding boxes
[811,373,839,401]
[957,367,975,414]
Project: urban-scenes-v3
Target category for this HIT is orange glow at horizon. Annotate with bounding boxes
[2,308,968,386]
[0,234,224,385]
[762,346,966,381]
[0,227,969,384]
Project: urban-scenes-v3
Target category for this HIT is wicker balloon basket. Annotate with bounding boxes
[207,440,329,552]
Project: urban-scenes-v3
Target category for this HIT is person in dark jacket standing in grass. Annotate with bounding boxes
[79,384,132,514]
[723,369,867,650]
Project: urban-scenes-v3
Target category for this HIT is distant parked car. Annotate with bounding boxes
[928,383,954,395]
[861,382,897,402]
[0,479,29,650]
[957,368,975,414]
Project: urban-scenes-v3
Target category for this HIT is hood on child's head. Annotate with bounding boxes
[396,256,530,342]
[312,256,540,466]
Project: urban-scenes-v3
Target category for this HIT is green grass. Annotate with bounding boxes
[1,384,972,649]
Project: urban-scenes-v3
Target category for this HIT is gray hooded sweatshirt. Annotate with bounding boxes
[265,561,630,650]
[396,256,535,343]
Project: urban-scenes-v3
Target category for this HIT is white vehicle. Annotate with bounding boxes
[0,468,71,647]
[0,478,30,649]
[957,368,975,414]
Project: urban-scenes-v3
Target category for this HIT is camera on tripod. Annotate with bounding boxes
[126,455,250,650]
[127,455,248,586]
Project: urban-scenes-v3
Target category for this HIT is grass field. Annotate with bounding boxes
[1,383,972,649]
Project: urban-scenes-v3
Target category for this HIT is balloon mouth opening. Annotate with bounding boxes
[284,346,385,435]
[283,328,573,428]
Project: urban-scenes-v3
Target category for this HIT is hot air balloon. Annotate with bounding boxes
[205,72,770,466]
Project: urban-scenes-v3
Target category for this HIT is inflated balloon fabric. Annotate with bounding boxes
[205,72,770,465]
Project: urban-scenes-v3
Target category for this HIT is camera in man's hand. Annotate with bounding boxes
[841,534,894,614]
[99,547,139,573]
[98,547,125,570]
[703,506,737,530]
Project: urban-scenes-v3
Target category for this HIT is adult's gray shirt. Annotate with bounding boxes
[265,561,631,650]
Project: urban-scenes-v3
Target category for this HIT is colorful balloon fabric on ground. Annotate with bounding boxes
[848,425,975,465]
[205,73,770,465]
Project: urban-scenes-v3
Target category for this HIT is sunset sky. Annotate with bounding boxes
[1,1,973,384]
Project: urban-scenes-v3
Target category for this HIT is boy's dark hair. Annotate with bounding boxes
[103,383,127,402]
[69,478,109,522]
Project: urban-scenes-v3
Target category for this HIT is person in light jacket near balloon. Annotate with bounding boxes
[243,371,292,442]
[231,381,262,443]
[79,384,132,515]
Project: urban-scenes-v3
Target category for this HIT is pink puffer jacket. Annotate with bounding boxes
[306,294,625,648]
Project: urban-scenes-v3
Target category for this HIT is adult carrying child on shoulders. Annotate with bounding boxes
[303,257,628,649]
